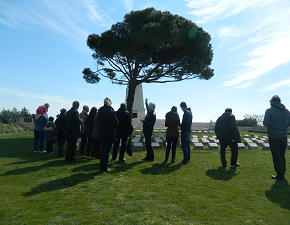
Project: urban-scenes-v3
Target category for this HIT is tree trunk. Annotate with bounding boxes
[126,81,138,118]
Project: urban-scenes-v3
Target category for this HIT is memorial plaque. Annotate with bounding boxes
[248,143,258,150]
[193,142,204,150]
[133,143,143,150]
[262,143,270,150]
[208,143,219,150]
[238,143,246,150]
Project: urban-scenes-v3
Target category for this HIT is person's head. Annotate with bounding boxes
[89,107,97,115]
[49,116,54,122]
[36,105,47,114]
[60,108,67,115]
[148,102,156,112]
[180,102,187,111]
[83,105,89,112]
[171,106,177,113]
[44,103,50,111]
[56,114,59,119]
[120,103,127,110]
[72,101,80,109]
[104,97,112,106]
[270,95,281,105]
[225,108,232,113]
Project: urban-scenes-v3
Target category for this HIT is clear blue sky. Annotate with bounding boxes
[1,0,290,122]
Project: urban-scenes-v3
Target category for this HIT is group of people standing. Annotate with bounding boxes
[33,95,289,180]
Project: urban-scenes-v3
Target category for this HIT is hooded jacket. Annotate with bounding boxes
[44,121,57,140]
[180,108,192,132]
[33,114,48,131]
[263,101,290,137]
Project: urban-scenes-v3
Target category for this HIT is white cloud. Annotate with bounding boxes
[124,0,134,11]
[217,25,242,38]
[261,78,290,92]
[0,86,71,105]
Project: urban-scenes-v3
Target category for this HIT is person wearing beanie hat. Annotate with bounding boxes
[263,95,290,181]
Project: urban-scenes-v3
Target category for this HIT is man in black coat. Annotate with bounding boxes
[112,103,133,162]
[141,98,156,162]
[65,101,82,163]
[215,108,240,168]
[263,95,290,181]
[98,97,119,172]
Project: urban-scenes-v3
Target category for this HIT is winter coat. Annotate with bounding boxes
[34,114,48,131]
[165,111,180,138]
[92,114,99,140]
[65,107,82,139]
[215,112,239,143]
[143,111,156,135]
[180,108,192,132]
[80,110,88,133]
[86,112,96,138]
[263,101,290,137]
[116,107,133,138]
[97,105,119,144]
[56,113,66,140]
[44,121,57,140]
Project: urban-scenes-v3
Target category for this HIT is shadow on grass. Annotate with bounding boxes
[112,160,147,173]
[206,167,238,181]
[22,172,99,197]
[265,180,290,210]
[140,163,182,175]
[1,160,70,176]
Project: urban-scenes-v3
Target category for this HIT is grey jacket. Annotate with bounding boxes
[44,121,57,140]
[263,102,290,137]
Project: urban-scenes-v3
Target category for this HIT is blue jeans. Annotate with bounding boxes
[100,143,113,171]
[181,131,191,162]
[34,130,45,151]
[269,137,287,178]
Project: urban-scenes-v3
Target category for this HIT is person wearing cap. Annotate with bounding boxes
[141,98,156,162]
[263,95,290,181]
[215,108,240,168]
[79,105,89,155]
[179,102,192,164]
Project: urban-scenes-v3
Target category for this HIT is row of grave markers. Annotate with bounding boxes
[129,130,290,151]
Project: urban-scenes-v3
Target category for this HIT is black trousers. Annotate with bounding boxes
[112,136,128,160]
[144,132,154,160]
[65,138,77,162]
[165,137,178,161]
[220,142,238,166]
[269,137,287,178]
[46,140,54,153]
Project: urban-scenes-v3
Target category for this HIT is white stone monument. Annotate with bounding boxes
[126,83,145,119]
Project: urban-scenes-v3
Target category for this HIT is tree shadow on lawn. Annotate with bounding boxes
[2,159,87,176]
[265,180,290,210]
[206,167,238,181]
[140,163,182,175]
[22,172,99,197]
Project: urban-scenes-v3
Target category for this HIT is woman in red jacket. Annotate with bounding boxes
[164,106,181,163]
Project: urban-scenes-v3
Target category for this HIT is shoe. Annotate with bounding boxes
[147,159,154,162]
[163,160,168,164]
[271,175,285,181]
[230,163,240,167]
[38,150,46,153]
[222,165,227,168]
[142,158,149,161]
[179,161,188,164]
[171,160,175,163]
[119,159,126,162]
[34,150,38,153]
[101,169,112,173]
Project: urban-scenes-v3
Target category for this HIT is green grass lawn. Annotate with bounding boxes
[0,132,289,224]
